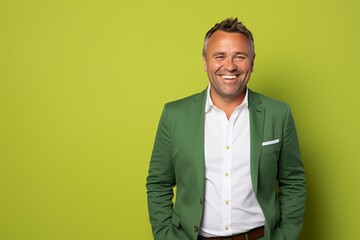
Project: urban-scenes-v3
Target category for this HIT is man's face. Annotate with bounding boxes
[203,30,255,103]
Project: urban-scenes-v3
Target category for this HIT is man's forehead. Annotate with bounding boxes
[206,31,252,49]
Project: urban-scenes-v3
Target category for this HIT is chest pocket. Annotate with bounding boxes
[261,139,281,153]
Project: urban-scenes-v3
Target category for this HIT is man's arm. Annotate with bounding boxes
[277,106,306,239]
[146,105,175,239]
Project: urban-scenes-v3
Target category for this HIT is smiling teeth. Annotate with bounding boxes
[222,75,237,79]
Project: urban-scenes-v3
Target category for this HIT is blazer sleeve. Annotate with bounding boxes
[146,105,175,239]
[277,106,306,239]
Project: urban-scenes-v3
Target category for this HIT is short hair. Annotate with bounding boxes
[202,17,255,57]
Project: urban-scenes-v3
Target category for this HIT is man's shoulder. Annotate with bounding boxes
[249,89,289,109]
[165,88,207,109]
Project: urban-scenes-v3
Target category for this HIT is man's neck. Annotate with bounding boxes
[210,91,246,119]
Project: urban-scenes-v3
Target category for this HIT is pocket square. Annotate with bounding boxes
[262,139,280,146]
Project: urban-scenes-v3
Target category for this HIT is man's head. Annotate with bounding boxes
[202,18,255,103]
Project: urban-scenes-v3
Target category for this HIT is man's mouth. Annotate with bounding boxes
[220,75,239,80]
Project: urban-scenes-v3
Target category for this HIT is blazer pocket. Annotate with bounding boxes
[171,212,180,227]
[262,139,281,152]
[262,139,280,146]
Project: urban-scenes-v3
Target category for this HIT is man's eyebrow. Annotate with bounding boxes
[211,51,250,57]
[234,51,250,57]
[211,52,226,57]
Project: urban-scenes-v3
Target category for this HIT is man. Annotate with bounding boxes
[146,18,306,240]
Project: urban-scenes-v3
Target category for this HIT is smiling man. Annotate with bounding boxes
[146,18,306,240]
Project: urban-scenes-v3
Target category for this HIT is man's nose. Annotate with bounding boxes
[224,57,236,71]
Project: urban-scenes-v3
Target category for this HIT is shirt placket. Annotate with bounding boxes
[222,112,235,235]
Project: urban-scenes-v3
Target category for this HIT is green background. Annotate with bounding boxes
[1,0,359,239]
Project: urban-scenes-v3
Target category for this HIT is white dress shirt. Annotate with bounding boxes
[199,86,265,237]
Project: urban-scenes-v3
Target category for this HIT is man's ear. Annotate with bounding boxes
[203,57,207,72]
[251,54,256,72]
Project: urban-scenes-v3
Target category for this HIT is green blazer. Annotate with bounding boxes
[146,88,306,240]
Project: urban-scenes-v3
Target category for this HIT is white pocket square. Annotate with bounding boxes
[262,139,280,146]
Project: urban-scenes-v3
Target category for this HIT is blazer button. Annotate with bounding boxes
[194,225,199,232]
[200,198,203,205]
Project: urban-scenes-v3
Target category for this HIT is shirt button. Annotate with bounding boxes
[226,145,230,150]
[194,226,199,232]
[225,172,229,177]
[225,200,230,205]
[225,226,229,231]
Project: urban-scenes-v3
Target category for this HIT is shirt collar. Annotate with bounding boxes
[205,84,249,113]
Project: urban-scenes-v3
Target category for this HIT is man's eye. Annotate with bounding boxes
[235,55,245,60]
[215,56,225,60]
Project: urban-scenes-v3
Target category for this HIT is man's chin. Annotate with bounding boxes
[219,92,245,100]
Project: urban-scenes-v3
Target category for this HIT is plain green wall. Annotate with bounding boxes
[1,0,360,239]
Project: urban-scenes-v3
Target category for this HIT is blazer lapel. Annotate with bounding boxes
[248,89,265,196]
[190,89,207,197]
